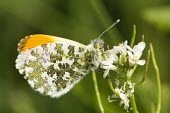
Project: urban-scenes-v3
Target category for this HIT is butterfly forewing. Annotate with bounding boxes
[16,35,92,98]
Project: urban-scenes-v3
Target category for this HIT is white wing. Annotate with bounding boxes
[16,34,92,98]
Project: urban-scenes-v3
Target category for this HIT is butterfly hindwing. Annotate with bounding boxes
[16,35,92,98]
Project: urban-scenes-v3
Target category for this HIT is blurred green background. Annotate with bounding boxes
[0,0,170,113]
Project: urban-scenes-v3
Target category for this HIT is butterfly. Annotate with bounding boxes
[15,34,104,98]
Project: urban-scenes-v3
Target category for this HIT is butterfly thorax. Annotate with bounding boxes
[86,38,104,70]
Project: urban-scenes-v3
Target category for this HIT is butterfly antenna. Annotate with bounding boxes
[98,19,120,38]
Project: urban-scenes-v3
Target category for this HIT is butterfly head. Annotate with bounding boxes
[92,38,104,50]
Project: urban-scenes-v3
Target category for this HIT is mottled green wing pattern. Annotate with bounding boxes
[16,42,92,98]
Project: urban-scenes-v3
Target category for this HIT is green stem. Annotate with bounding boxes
[92,71,105,113]
[150,43,161,113]
[130,25,136,48]
[130,94,138,113]
[137,49,150,84]
[108,77,119,96]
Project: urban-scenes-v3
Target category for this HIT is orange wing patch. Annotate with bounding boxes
[18,34,56,53]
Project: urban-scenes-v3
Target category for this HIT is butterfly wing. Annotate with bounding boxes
[16,34,92,98]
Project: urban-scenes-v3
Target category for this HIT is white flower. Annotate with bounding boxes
[100,53,118,78]
[127,42,146,66]
[112,40,128,55]
[114,80,130,111]
[100,41,129,77]
[100,60,117,78]
[112,41,129,64]
[104,49,119,61]
[108,79,136,112]
[119,92,130,111]
[114,83,130,111]
[127,81,135,94]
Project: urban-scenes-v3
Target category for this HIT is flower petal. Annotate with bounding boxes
[137,60,146,66]
[112,46,120,54]
[107,54,118,63]
[124,40,128,45]
[129,59,136,66]
[127,51,133,58]
[126,45,133,51]
[133,45,141,53]
[138,42,146,51]
[103,69,110,78]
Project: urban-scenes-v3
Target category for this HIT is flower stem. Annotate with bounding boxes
[108,77,119,96]
[130,94,138,113]
[150,43,161,113]
[92,71,105,113]
[130,25,136,48]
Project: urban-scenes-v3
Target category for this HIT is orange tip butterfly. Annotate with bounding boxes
[15,19,120,98]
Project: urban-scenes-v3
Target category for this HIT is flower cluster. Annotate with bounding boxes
[100,40,146,78]
[108,80,135,112]
[100,40,146,111]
